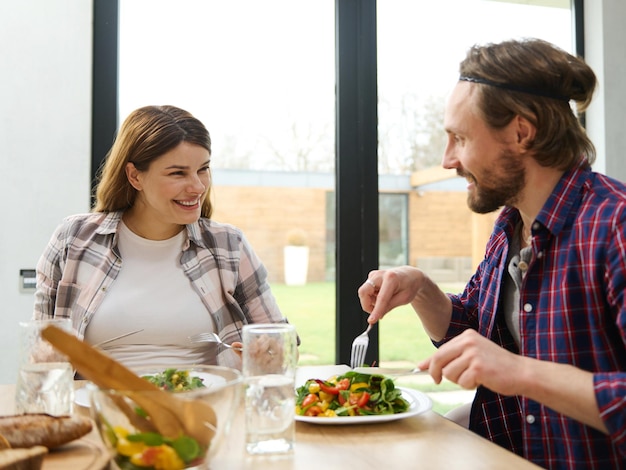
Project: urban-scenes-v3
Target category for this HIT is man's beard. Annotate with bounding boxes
[461,149,526,214]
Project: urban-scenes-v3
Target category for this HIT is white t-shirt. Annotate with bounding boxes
[84,221,217,369]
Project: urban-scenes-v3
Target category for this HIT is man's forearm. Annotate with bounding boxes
[410,275,453,342]
[518,357,608,433]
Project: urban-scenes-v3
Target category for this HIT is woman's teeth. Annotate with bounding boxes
[177,199,197,206]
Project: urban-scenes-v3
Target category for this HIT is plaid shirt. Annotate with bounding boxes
[442,164,626,469]
[34,211,288,365]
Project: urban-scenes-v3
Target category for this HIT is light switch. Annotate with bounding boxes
[19,269,36,293]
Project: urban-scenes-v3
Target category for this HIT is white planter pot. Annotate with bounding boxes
[284,246,309,286]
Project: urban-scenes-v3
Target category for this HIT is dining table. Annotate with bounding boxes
[0,370,543,470]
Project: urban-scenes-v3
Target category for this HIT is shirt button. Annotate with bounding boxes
[526,414,536,424]
[532,222,541,231]
[518,261,529,271]
[537,251,543,259]
[523,303,533,313]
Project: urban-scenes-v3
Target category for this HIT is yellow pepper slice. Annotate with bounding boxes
[350,382,369,392]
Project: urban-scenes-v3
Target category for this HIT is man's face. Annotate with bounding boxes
[442,82,525,214]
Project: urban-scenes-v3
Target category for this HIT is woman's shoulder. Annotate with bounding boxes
[190,218,246,250]
[60,211,106,223]
[195,218,243,236]
[55,211,121,238]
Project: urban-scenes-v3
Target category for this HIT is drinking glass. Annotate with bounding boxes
[14,319,74,416]
[242,323,297,455]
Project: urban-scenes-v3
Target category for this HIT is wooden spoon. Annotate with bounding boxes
[41,325,217,446]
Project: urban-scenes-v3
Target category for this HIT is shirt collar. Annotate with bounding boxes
[535,161,591,238]
[494,160,591,240]
[184,220,208,249]
[95,211,124,235]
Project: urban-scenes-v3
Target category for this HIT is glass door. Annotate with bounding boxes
[118,0,337,364]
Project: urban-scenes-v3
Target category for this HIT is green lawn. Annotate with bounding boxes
[272,281,466,365]
[272,281,473,415]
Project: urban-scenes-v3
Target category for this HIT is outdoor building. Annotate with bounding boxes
[211,168,488,284]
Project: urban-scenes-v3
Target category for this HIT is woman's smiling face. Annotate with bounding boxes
[125,142,211,238]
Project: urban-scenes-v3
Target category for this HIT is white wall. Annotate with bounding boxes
[584,0,626,183]
[0,1,92,383]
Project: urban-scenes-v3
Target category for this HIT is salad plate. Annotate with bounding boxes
[295,387,432,425]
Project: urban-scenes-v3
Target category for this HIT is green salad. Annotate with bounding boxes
[295,371,409,417]
[141,368,206,392]
[102,368,208,470]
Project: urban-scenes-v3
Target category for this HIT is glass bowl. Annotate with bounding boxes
[89,365,242,470]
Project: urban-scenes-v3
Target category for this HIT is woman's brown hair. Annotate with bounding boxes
[459,38,597,170]
[93,105,213,217]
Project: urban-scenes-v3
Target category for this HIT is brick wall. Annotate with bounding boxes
[212,186,328,283]
[408,191,472,260]
[212,185,492,283]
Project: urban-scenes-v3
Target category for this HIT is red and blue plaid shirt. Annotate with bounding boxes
[442,163,626,469]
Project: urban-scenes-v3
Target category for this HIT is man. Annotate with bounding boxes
[358,38,626,469]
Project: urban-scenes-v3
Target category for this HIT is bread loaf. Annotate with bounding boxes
[0,414,92,449]
[0,446,47,470]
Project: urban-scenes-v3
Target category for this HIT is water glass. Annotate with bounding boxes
[14,319,74,416]
[242,323,298,455]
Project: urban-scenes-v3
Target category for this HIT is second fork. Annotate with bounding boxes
[350,324,372,368]
[188,332,243,352]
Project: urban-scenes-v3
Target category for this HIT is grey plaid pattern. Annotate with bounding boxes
[33,211,287,355]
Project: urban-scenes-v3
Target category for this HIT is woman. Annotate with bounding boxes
[33,105,291,369]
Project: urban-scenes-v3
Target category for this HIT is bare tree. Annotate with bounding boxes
[213,134,256,169]
[378,93,447,174]
[214,93,445,175]
[263,120,333,172]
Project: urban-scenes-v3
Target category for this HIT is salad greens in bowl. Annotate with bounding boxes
[89,365,242,470]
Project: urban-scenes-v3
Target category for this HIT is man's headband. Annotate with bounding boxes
[459,75,570,102]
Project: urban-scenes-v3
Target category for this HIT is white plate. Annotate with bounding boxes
[295,387,432,425]
[74,371,227,408]
[74,385,93,408]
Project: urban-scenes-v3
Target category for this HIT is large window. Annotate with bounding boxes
[110,0,576,370]
[377,0,574,177]
[376,0,574,365]
[118,0,340,366]
[119,1,335,174]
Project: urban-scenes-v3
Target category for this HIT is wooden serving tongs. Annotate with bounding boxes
[41,325,217,447]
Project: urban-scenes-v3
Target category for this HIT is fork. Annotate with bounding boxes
[350,324,372,368]
[188,332,243,352]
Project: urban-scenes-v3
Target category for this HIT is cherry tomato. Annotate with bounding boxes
[349,391,371,408]
[357,391,370,408]
[305,405,323,416]
[301,393,318,407]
